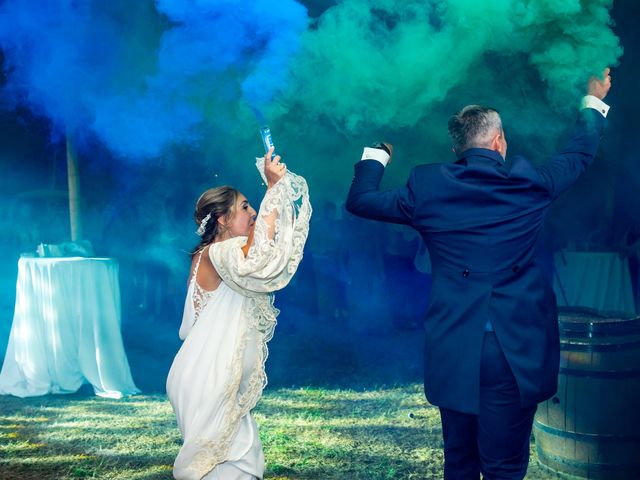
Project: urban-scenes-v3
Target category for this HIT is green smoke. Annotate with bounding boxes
[284,0,620,127]
[273,0,621,184]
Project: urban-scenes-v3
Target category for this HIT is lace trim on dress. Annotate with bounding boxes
[211,160,312,296]
[191,250,217,324]
[192,295,278,477]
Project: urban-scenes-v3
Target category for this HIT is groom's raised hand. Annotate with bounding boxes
[588,67,612,100]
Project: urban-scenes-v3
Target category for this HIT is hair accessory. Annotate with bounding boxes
[196,212,212,236]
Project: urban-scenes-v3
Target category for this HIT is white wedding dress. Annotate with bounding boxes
[167,159,311,480]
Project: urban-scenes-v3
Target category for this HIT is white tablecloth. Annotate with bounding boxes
[553,251,636,314]
[0,257,139,398]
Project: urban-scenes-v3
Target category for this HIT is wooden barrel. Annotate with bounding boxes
[533,308,640,479]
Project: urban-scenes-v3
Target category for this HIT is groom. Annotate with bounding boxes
[346,69,611,479]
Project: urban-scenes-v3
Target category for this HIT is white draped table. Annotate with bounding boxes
[553,251,636,314]
[0,257,139,398]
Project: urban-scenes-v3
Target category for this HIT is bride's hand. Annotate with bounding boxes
[264,146,287,188]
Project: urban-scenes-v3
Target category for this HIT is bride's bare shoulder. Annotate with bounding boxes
[192,246,221,291]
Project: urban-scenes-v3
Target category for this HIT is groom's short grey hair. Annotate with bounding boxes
[448,105,502,154]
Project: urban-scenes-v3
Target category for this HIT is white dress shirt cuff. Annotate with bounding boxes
[361,147,390,167]
[581,95,610,117]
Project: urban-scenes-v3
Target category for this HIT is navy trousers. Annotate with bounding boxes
[439,332,537,480]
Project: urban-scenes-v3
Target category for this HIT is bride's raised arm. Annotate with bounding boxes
[241,147,283,255]
[210,149,312,295]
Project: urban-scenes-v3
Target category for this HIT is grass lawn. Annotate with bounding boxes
[0,384,564,479]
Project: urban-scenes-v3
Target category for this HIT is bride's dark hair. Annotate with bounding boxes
[192,186,239,255]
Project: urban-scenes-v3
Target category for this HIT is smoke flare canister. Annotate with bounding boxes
[260,126,275,156]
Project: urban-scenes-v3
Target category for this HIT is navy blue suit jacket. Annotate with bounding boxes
[346,108,606,414]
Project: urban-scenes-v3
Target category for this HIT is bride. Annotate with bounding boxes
[166,148,311,479]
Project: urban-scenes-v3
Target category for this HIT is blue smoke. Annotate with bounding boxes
[0,0,308,159]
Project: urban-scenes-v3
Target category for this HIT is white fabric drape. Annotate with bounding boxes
[0,257,139,398]
[167,159,311,480]
[554,251,636,313]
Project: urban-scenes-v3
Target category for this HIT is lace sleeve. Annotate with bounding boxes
[210,158,312,295]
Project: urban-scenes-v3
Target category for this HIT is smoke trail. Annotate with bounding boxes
[0,0,308,159]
